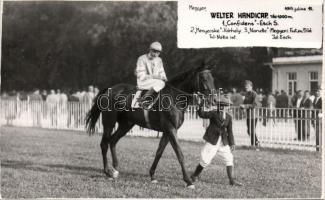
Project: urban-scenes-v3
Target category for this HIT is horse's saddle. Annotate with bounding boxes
[131,89,159,109]
[131,89,146,108]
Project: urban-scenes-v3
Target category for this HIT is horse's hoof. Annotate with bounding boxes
[112,169,119,179]
[187,184,195,189]
[151,179,158,184]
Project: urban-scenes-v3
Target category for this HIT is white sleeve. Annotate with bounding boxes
[157,58,167,81]
[135,57,150,81]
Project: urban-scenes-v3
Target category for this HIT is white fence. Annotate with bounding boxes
[0,99,322,151]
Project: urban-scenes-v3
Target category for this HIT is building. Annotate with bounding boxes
[266,55,322,96]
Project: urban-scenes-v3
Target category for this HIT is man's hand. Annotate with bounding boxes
[153,75,165,80]
[230,145,235,151]
[151,75,160,79]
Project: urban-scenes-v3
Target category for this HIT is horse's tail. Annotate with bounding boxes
[85,88,108,135]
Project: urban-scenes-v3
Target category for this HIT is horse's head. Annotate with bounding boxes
[195,68,216,96]
[167,60,216,97]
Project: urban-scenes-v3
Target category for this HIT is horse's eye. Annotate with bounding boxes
[200,75,208,81]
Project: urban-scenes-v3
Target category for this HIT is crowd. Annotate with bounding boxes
[1,85,322,111]
[0,85,100,128]
[1,82,322,153]
[1,85,100,105]
[222,87,321,110]
[200,82,322,151]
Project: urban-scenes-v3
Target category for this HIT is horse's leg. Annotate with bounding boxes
[100,125,114,176]
[167,129,194,188]
[100,112,116,177]
[149,133,169,182]
[109,120,134,171]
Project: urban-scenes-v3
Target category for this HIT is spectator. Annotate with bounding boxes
[312,88,322,151]
[82,85,95,107]
[266,91,276,109]
[39,90,48,118]
[257,88,264,104]
[94,86,100,96]
[59,89,68,114]
[29,89,43,127]
[29,89,42,101]
[67,90,80,128]
[1,92,17,125]
[230,88,243,106]
[46,90,59,127]
[309,92,315,103]
[80,88,87,100]
[41,90,48,101]
[264,91,276,126]
[240,80,260,147]
[292,90,304,141]
[74,89,84,102]
[256,89,265,121]
[82,85,95,127]
[230,87,244,120]
[300,90,313,141]
[1,91,9,99]
[56,89,62,100]
[276,90,289,119]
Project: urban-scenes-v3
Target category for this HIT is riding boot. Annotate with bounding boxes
[191,164,203,182]
[227,166,243,186]
[142,88,158,109]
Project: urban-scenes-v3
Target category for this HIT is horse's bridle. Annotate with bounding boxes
[195,69,218,106]
[196,69,213,95]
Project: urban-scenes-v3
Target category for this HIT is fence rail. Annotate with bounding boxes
[0,99,322,151]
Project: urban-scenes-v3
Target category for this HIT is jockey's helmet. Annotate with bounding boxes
[149,41,162,52]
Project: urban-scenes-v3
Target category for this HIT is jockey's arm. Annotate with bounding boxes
[135,57,152,81]
[154,73,167,81]
[158,60,167,81]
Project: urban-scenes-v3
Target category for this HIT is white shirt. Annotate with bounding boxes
[135,54,167,82]
[60,93,68,103]
[296,97,303,108]
[309,95,315,102]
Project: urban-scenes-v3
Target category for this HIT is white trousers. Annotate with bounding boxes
[137,79,165,92]
[200,138,234,167]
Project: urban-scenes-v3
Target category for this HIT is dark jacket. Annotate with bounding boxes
[313,97,322,109]
[198,107,234,146]
[292,97,303,118]
[300,98,313,119]
[243,90,260,119]
[313,97,322,118]
[276,94,289,108]
[301,98,313,109]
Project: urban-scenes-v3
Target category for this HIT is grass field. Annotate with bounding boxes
[0,126,322,198]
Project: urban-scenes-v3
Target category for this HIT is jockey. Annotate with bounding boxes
[135,41,167,105]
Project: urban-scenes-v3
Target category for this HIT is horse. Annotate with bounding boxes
[85,64,216,188]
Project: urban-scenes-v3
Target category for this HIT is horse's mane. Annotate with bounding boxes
[164,64,210,96]
[167,66,200,86]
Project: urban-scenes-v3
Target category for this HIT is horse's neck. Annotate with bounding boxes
[162,82,194,111]
[168,77,194,94]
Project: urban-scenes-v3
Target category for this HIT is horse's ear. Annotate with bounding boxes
[198,59,213,71]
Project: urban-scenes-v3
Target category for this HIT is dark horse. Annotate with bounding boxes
[86,64,216,188]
